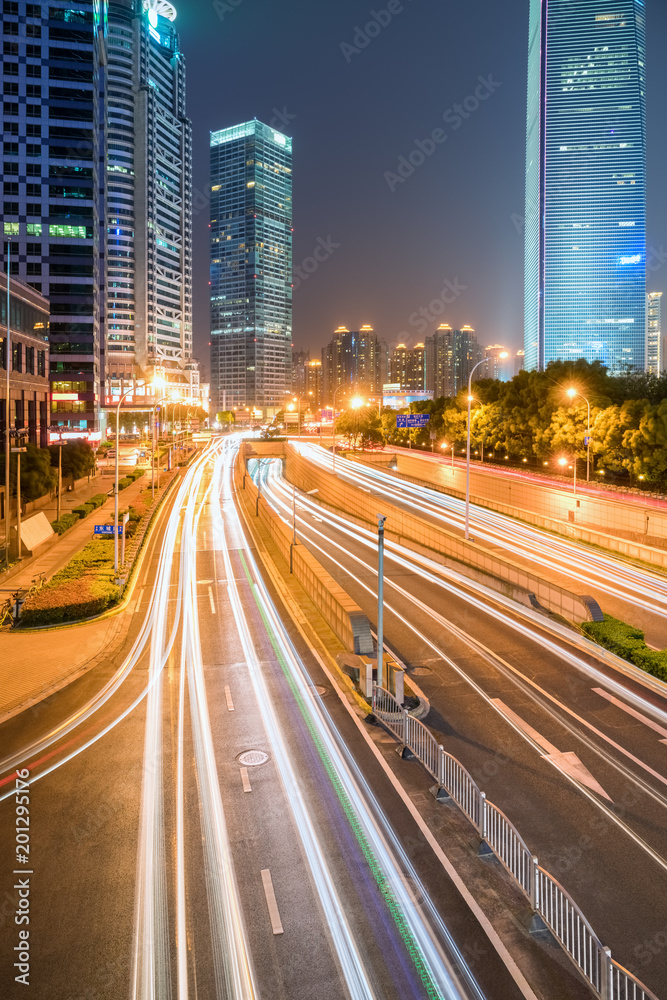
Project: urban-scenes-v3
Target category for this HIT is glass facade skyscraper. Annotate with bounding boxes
[524,0,647,372]
[1,0,106,433]
[105,0,192,398]
[209,120,292,417]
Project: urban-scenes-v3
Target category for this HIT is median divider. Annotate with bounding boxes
[285,445,597,624]
[234,452,374,658]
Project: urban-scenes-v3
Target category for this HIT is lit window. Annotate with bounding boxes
[26,223,42,235]
[49,224,87,238]
[3,222,19,235]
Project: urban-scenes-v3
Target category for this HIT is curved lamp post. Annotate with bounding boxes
[465,358,489,540]
[566,387,591,482]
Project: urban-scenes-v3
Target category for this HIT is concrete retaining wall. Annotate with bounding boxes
[235,453,373,655]
[391,453,667,571]
[285,445,596,624]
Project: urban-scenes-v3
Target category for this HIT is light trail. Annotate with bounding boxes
[297,443,667,621]
[218,442,484,1000]
[258,465,667,871]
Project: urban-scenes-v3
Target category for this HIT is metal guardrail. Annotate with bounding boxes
[372,684,659,1000]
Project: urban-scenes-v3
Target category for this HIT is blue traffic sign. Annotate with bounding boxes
[94,524,123,536]
[396,413,430,429]
[583,436,591,447]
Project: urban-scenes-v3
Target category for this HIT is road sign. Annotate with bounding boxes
[94,524,123,536]
[396,414,430,429]
[584,436,591,446]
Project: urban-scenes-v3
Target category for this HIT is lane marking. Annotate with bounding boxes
[240,767,252,793]
[208,586,216,614]
[198,578,214,584]
[260,869,284,935]
[491,699,613,801]
[225,685,235,712]
[594,687,667,743]
[134,587,145,613]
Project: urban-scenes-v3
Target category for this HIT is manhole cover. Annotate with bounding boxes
[237,750,269,767]
[412,666,431,676]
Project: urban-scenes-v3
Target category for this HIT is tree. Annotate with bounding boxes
[10,444,57,502]
[335,406,382,450]
[49,440,96,481]
[216,410,235,427]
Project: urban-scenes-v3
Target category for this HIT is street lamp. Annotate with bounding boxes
[114,382,146,573]
[441,441,454,468]
[290,486,318,572]
[558,455,577,497]
[3,241,10,569]
[566,387,591,482]
[465,358,489,540]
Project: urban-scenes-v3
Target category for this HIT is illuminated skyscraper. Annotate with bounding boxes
[524,0,646,372]
[105,0,193,399]
[209,120,292,417]
[646,292,663,375]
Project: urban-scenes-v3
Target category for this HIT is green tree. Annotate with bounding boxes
[335,406,382,449]
[49,441,96,481]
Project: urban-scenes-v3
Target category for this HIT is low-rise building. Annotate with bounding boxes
[1,274,50,449]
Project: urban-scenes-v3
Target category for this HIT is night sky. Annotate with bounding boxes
[176,0,667,372]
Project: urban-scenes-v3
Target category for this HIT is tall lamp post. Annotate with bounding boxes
[566,387,591,482]
[465,358,489,541]
[332,383,351,474]
[558,455,577,498]
[377,515,387,689]
[4,241,11,569]
[114,383,144,574]
[441,441,454,468]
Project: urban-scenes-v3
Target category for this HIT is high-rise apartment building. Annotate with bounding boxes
[524,0,647,372]
[209,120,292,417]
[2,0,106,433]
[390,342,425,391]
[646,292,663,376]
[104,0,193,400]
[291,349,309,396]
[305,359,322,409]
[425,324,482,398]
[321,324,387,405]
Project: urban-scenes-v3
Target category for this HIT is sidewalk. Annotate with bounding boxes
[0,472,153,595]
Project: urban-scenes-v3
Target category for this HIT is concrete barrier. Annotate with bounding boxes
[387,453,667,571]
[284,445,597,624]
[235,452,373,655]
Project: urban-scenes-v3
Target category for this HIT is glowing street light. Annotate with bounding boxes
[465,357,489,540]
[558,454,577,497]
[441,441,454,467]
[566,386,591,482]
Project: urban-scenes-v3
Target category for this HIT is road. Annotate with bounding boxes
[297,442,667,647]
[0,438,532,1000]
[258,452,667,999]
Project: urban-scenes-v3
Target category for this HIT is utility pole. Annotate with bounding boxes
[377,515,387,689]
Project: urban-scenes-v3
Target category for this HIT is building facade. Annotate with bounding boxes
[209,120,293,418]
[2,0,106,434]
[291,349,309,397]
[321,325,387,405]
[425,324,482,398]
[646,292,662,376]
[524,0,647,372]
[1,274,50,449]
[304,358,322,410]
[104,0,193,408]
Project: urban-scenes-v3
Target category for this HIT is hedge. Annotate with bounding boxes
[582,614,667,683]
[72,503,95,519]
[20,539,120,626]
[51,512,79,535]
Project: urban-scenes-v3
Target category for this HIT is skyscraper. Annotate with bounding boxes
[105,0,193,399]
[209,120,292,418]
[646,292,663,376]
[321,325,386,405]
[425,324,482,397]
[524,0,647,372]
[2,0,106,434]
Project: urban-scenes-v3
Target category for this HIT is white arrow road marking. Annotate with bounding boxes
[260,870,283,935]
[594,687,667,743]
[491,698,613,802]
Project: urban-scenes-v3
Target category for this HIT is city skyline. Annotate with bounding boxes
[177,0,667,365]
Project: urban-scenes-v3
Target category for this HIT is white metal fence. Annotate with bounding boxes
[372,685,659,1000]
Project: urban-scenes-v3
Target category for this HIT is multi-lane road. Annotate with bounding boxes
[0,439,547,1000]
[257,444,667,998]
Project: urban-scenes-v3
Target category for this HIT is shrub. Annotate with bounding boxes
[118,476,132,490]
[51,512,79,535]
[582,614,667,682]
[72,503,95,519]
[89,493,107,508]
[20,577,120,626]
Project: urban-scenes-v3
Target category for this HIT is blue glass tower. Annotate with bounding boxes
[209,120,292,417]
[524,0,646,372]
